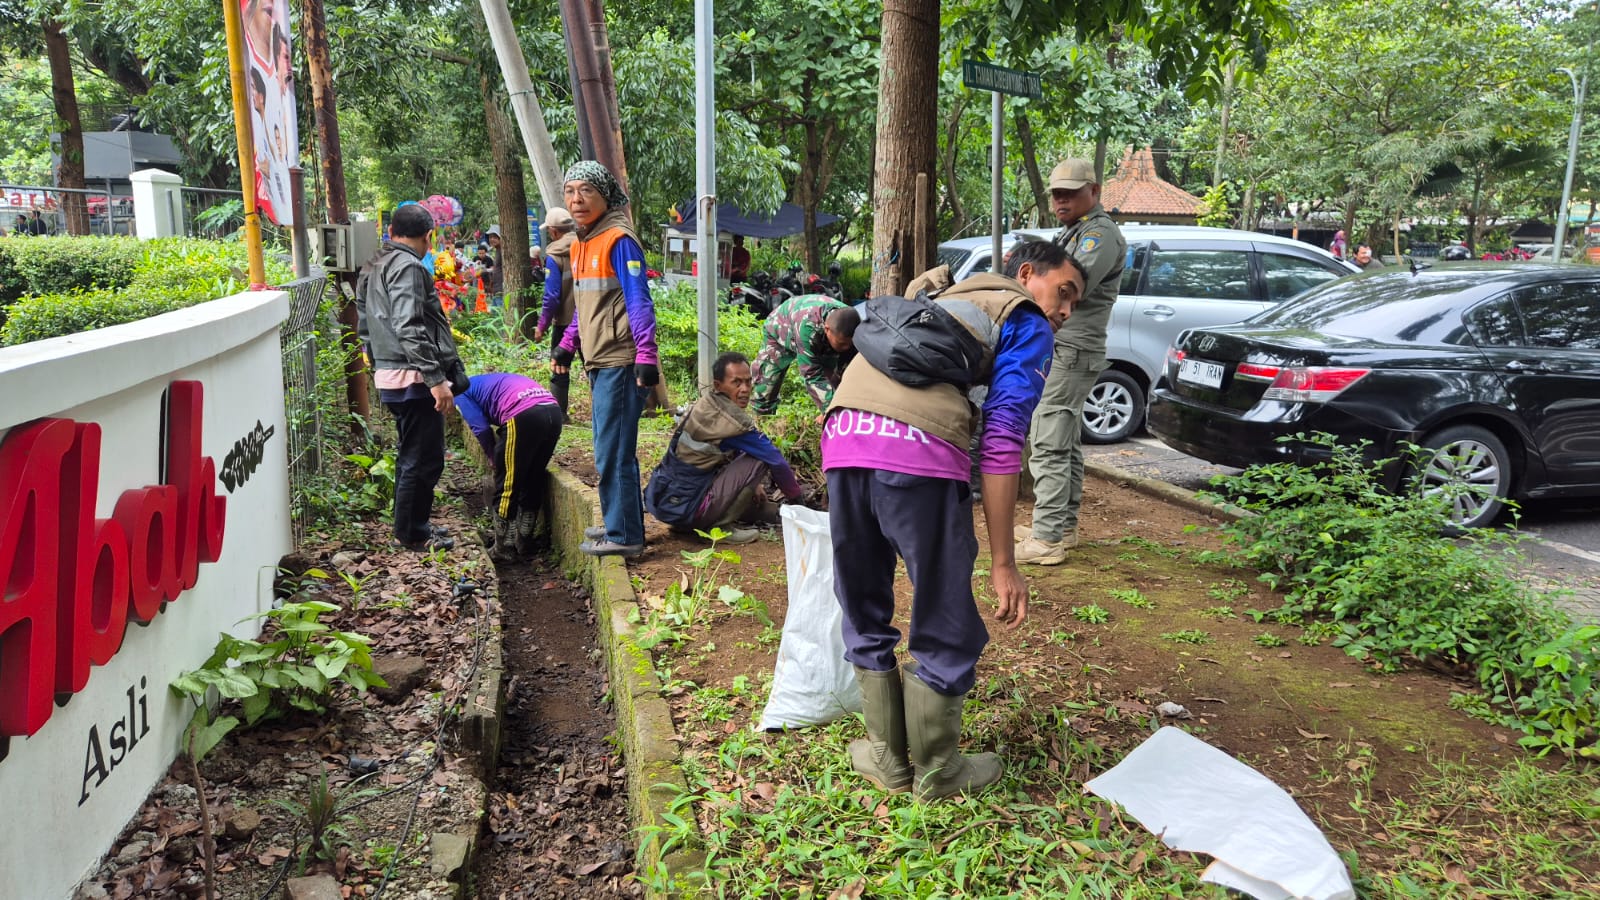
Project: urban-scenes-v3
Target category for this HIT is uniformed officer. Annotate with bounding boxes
[1016,159,1127,565]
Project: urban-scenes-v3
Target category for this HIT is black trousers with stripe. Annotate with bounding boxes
[490,402,564,520]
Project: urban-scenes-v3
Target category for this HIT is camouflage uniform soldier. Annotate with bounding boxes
[1016,159,1126,566]
[750,294,860,415]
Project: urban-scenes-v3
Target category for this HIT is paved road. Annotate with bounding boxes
[1086,436,1600,623]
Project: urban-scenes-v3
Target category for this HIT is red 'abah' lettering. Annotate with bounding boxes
[0,381,227,738]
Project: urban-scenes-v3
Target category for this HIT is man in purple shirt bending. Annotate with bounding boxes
[454,372,564,562]
[822,241,1085,801]
[644,352,805,544]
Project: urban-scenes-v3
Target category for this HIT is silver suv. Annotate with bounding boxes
[935,225,1358,442]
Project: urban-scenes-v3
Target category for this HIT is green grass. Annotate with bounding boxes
[640,690,1600,899]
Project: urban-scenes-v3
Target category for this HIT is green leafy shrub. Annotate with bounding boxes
[1200,433,1597,756]
[1,287,192,344]
[0,237,289,345]
[171,599,385,726]
[653,280,766,392]
[837,258,871,301]
[0,235,144,300]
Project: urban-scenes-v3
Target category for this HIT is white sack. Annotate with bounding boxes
[1084,726,1355,900]
[755,504,861,730]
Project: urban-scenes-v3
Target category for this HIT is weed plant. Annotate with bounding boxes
[1199,433,1599,757]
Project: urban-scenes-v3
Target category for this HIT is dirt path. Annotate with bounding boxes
[471,558,640,899]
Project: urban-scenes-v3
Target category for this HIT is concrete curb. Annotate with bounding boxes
[546,469,707,896]
[1084,458,1251,524]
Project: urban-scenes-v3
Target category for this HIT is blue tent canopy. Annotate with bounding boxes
[674,201,841,239]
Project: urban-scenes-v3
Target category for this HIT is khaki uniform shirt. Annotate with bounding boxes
[1052,204,1125,352]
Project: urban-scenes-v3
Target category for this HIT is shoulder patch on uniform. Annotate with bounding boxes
[1080,236,1100,253]
[627,259,642,277]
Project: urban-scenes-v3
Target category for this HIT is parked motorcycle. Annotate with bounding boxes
[728,270,777,319]
[810,262,845,301]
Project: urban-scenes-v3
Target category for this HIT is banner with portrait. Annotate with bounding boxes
[240,0,299,226]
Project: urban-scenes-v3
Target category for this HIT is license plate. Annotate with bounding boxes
[1178,358,1225,389]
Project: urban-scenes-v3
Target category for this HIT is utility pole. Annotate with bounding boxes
[1554,67,1587,264]
[694,0,717,391]
[560,0,630,195]
[300,0,369,420]
[478,0,565,209]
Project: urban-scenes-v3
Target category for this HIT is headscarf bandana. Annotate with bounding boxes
[563,160,629,210]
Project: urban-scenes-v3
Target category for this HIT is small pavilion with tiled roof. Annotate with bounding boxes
[1101,147,1204,225]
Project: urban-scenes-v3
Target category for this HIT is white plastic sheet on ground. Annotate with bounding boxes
[1084,726,1355,900]
[755,504,861,730]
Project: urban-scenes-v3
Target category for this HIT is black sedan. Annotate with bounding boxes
[1147,264,1600,528]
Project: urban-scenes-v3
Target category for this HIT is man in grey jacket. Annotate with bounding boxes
[357,204,464,551]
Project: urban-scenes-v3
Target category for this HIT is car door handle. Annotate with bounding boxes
[1503,360,1551,374]
[1142,305,1176,319]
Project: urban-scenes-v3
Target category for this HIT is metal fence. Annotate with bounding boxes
[1,184,134,236]
[279,272,329,546]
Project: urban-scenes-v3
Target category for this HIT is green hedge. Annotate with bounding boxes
[0,236,289,346]
[0,236,145,305]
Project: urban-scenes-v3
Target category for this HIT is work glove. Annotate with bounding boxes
[552,346,574,367]
[635,362,660,387]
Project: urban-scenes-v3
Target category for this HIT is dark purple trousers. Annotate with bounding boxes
[827,467,988,697]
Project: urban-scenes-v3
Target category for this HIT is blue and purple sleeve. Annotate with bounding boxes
[454,395,497,456]
[611,237,659,366]
[978,310,1054,475]
[537,258,562,332]
[721,431,803,499]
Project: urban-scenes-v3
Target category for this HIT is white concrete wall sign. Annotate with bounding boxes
[0,290,292,899]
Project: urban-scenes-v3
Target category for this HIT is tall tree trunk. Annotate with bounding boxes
[797,118,841,273]
[481,74,534,339]
[871,0,939,295]
[940,93,968,232]
[44,21,89,236]
[1212,60,1236,187]
[1467,168,1484,253]
[301,0,369,422]
[1015,107,1046,226]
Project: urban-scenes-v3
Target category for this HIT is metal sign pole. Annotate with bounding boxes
[992,91,1003,273]
[964,59,1040,276]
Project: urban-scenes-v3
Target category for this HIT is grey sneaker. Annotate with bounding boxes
[720,527,760,544]
[584,526,606,540]
[579,540,645,558]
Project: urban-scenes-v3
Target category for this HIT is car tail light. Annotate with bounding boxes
[1261,367,1371,403]
[1166,347,1185,370]
[1236,362,1281,381]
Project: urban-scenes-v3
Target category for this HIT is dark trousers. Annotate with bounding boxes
[827,467,987,697]
[589,365,647,545]
[690,454,770,529]
[547,327,571,414]
[492,403,564,519]
[387,397,446,543]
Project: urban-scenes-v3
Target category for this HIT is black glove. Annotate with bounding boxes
[552,346,574,367]
[635,362,660,386]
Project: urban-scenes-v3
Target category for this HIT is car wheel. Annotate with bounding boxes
[1415,425,1512,530]
[1082,370,1145,444]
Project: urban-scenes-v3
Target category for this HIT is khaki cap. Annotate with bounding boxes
[1049,159,1097,190]
[541,208,576,234]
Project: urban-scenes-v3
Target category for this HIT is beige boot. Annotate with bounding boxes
[848,667,912,793]
[1014,536,1069,566]
[903,663,1002,801]
[1014,525,1078,547]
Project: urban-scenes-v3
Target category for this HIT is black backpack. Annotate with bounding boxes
[852,292,997,389]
